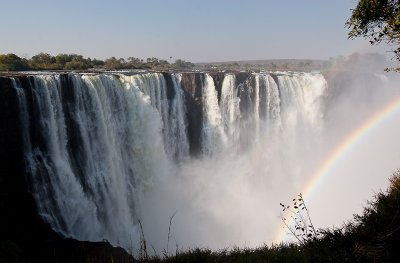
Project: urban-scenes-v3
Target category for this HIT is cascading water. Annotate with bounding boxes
[119,73,189,162]
[260,73,282,133]
[220,74,240,152]
[201,73,228,155]
[6,70,368,252]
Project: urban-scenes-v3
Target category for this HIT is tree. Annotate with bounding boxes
[55,53,73,67]
[0,54,30,71]
[30,53,58,69]
[90,58,105,67]
[64,60,90,70]
[173,59,195,69]
[146,57,160,66]
[346,0,400,69]
[127,57,142,64]
[104,57,124,69]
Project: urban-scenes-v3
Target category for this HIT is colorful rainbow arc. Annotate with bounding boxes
[274,96,400,244]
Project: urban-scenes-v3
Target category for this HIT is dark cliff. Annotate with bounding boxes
[180,72,204,156]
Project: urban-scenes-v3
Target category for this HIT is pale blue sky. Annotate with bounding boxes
[0,0,388,62]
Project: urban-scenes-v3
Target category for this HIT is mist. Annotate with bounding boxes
[136,54,400,253]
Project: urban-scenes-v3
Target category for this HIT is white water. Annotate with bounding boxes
[201,73,228,155]
[220,74,240,152]
[11,70,399,254]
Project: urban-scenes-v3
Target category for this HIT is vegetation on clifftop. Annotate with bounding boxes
[0,53,195,72]
[1,52,391,73]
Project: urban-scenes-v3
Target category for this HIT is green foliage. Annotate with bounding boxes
[30,52,58,69]
[0,54,29,71]
[346,0,400,69]
[0,53,184,71]
[173,59,195,69]
[54,54,92,70]
[347,171,400,261]
[103,57,124,70]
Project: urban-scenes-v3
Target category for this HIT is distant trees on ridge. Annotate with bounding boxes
[0,52,195,71]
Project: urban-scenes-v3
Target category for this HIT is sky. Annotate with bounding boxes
[0,0,390,62]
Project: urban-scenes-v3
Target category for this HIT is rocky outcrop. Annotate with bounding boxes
[209,72,225,103]
[180,73,204,156]
[41,239,135,263]
[162,72,176,101]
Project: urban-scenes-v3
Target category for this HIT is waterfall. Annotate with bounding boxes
[201,73,228,155]
[220,74,240,151]
[119,73,189,162]
[169,73,190,161]
[6,70,330,251]
[261,73,282,133]
[12,73,174,247]
[277,72,326,135]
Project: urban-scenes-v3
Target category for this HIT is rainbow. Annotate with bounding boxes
[273,96,400,244]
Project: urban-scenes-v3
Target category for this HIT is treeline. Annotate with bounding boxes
[0,53,195,71]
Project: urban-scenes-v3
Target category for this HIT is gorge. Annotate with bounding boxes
[1,69,399,257]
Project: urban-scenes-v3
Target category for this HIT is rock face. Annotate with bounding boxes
[208,71,225,102]
[41,239,135,263]
[180,72,204,156]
